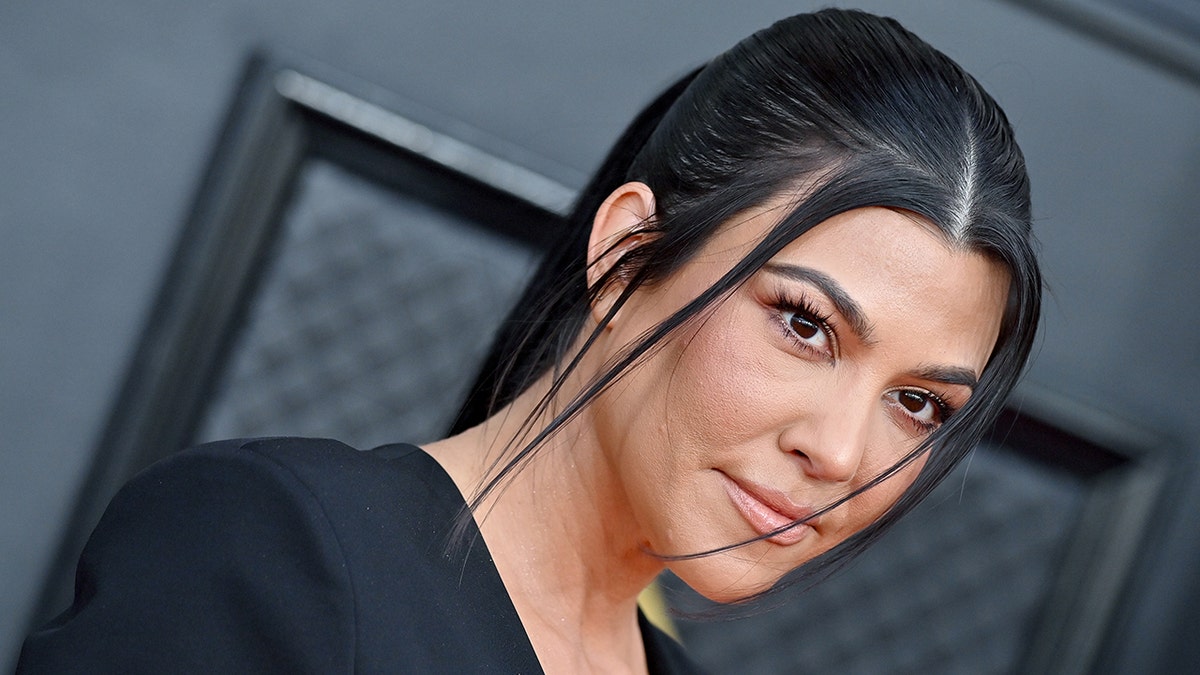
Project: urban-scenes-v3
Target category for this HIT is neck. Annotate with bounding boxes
[423,377,664,673]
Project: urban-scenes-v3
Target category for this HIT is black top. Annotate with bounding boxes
[18,437,700,674]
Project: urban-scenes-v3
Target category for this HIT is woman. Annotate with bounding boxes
[19,8,1039,674]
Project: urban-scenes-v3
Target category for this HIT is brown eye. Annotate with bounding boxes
[885,389,946,432]
[778,303,833,358]
[789,314,820,340]
[898,391,927,413]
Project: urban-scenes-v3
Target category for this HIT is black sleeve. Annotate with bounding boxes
[17,442,357,674]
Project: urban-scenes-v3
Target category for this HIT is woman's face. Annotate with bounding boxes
[587,203,1010,601]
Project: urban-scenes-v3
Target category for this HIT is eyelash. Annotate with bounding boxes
[768,289,957,434]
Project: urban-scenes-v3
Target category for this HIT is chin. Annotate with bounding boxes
[668,550,794,604]
[680,575,780,605]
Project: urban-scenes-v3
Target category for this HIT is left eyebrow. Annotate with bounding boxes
[914,364,979,391]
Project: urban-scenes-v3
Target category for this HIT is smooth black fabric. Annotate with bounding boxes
[19,438,699,674]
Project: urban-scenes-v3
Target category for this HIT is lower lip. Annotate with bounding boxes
[720,473,812,546]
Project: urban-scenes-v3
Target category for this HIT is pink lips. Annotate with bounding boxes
[719,472,815,546]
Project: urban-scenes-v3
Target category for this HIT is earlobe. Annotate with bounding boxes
[587,182,657,325]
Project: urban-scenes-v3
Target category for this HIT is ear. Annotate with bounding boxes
[586,182,657,324]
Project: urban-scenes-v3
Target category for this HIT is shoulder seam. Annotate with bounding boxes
[242,444,361,672]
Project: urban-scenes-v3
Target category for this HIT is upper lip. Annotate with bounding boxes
[721,471,817,526]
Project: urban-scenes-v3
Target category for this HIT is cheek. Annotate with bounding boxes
[839,449,927,533]
[664,309,810,449]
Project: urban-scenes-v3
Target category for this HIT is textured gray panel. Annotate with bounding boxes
[670,444,1084,674]
[199,160,538,448]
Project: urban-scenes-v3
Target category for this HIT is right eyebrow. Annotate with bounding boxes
[914,364,979,391]
[762,263,877,344]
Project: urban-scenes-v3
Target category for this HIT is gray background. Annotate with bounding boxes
[3,0,1198,671]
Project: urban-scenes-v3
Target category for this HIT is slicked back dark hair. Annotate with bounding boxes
[451,8,1040,595]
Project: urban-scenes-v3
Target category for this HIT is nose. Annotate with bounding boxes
[779,390,872,484]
